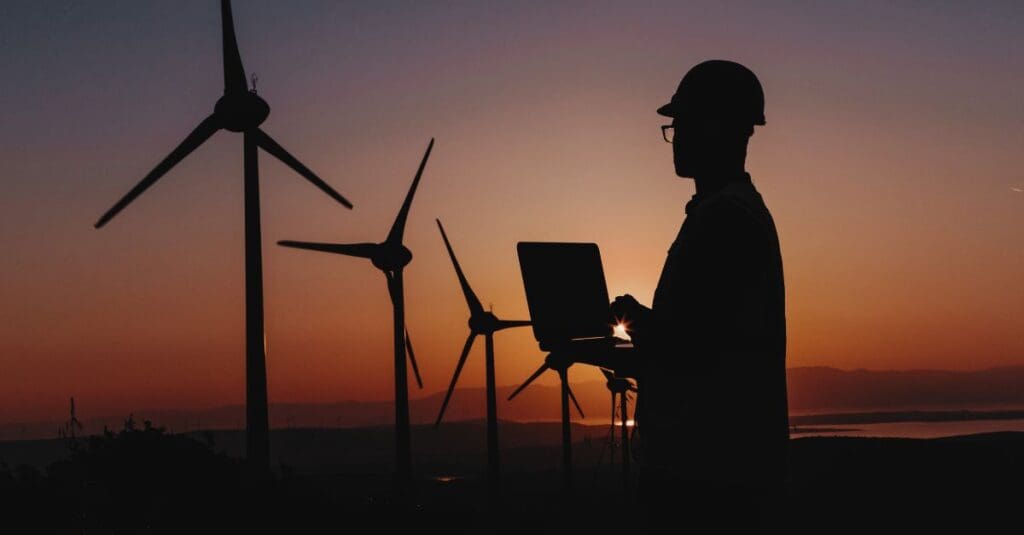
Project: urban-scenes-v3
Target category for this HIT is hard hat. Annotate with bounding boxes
[657,59,766,126]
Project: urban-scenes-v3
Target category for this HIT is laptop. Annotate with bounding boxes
[517,242,623,352]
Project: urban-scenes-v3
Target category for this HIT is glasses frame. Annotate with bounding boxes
[661,124,674,144]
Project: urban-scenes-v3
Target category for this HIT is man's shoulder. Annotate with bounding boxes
[695,179,775,234]
[693,192,763,236]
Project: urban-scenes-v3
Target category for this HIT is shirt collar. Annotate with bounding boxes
[685,172,752,214]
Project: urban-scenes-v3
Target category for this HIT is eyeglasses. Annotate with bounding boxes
[661,124,674,144]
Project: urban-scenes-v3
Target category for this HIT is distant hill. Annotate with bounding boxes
[4,366,1024,440]
[0,382,605,441]
[786,366,1024,412]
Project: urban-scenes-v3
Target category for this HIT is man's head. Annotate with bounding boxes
[658,60,764,178]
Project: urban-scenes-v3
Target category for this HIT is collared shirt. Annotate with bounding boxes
[639,172,789,485]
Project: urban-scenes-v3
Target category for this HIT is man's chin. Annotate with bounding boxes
[675,164,696,179]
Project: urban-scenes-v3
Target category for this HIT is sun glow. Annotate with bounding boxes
[613,320,631,341]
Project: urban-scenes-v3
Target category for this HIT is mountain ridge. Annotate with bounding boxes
[6,365,1024,440]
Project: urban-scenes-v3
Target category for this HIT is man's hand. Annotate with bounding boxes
[610,294,652,341]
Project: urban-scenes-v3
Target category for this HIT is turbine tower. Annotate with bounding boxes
[93,0,352,468]
[508,353,586,494]
[277,138,433,493]
[433,219,531,499]
[60,397,83,440]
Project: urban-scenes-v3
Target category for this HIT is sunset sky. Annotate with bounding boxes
[1,1,1022,424]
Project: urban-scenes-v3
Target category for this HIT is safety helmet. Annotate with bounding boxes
[657,59,766,126]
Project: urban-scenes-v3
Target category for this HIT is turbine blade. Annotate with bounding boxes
[386,138,434,244]
[508,363,549,401]
[220,0,248,94]
[253,129,353,208]
[405,330,423,389]
[434,333,477,427]
[567,384,585,419]
[95,115,219,228]
[436,219,484,315]
[495,319,531,331]
[277,240,377,258]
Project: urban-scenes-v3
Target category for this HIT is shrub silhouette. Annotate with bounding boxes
[14,420,277,532]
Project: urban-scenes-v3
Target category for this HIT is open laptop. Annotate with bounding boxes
[517,242,624,352]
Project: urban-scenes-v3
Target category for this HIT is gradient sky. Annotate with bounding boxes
[1,1,1022,423]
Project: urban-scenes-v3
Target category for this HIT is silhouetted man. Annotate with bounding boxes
[611,59,789,530]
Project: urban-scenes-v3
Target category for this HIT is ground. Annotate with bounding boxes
[1,423,1021,533]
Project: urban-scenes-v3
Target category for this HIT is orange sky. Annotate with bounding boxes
[1,1,1022,423]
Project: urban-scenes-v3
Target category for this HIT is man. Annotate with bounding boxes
[611,59,789,529]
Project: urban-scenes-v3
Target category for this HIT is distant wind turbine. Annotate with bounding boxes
[600,368,636,497]
[433,218,532,498]
[278,138,434,493]
[508,352,586,494]
[59,397,83,440]
[93,0,352,468]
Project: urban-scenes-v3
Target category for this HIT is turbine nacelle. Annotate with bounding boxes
[469,311,501,334]
[214,92,270,132]
[372,242,413,272]
[545,351,575,371]
[606,377,632,393]
[601,369,636,394]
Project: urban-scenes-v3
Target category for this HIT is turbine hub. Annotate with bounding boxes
[606,378,631,393]
[214,92,270,132]
[372,243,412,272]
[469,311,500,334]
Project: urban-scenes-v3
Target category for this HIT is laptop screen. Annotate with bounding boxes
[517,242,612,347]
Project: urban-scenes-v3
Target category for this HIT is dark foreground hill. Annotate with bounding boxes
[1,423,1022,533]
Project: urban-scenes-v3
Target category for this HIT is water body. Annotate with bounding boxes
[797,418,1024,439]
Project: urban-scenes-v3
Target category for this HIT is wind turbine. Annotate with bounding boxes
[599,368,636,497]
[277,138,434,493]
[432,219,531,498]
[93,0,352,468]
[60,397,83,440]
[508,353,586,494]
